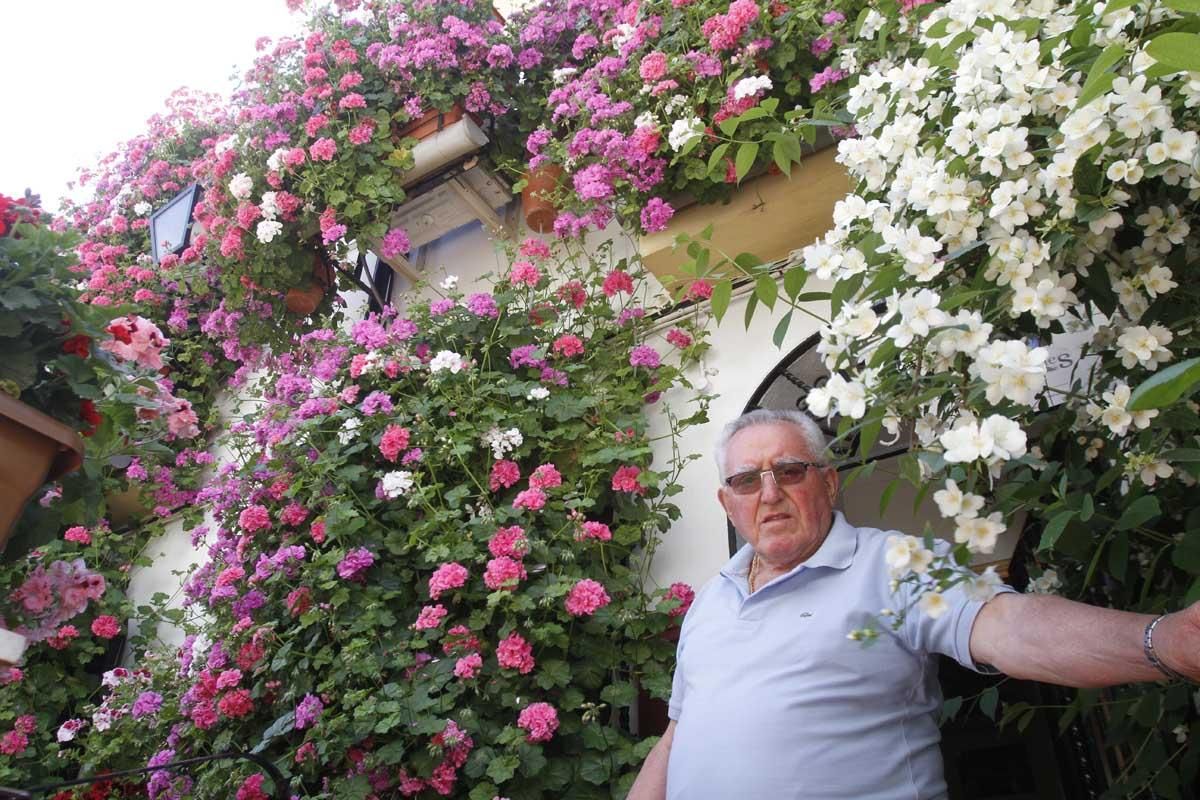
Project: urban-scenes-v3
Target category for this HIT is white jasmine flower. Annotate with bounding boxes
[972,339,1048,406]
[133,201,152,216]
[885,535,934,577]
[933,479,985,519]
[668,117,705,151]
[964,567,1004,602]
[256,220,284,244]
[228,173,253,200]
[380,470,414,499]
[1115,324,1173,369]
[733,75,773,100]
[954,511,1005,554]
[1028,569,1062,594]
[919,591,949,619]
[429,350,466,374]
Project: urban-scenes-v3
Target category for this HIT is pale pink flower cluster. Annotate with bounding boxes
[483,556,527,591]
[529,463,562,489]
[100,315,169,370]
[512,488,547,511]
[576,520,612,542]
[454,652,483,679]
[413,604,448,630]
[428,562,469,599]
[238,504,271,533]
[565,579,611,617]
[488,526,529,559]
[495,632,536,674]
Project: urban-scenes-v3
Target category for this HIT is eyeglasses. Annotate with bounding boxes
[724,462,823,495]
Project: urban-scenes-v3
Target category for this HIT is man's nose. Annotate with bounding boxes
[760,470,783,502]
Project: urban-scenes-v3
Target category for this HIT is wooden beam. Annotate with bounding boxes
[447,176,509,239]
[638,145,849,289]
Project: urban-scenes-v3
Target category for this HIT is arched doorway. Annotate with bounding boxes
[737,335,1109,800]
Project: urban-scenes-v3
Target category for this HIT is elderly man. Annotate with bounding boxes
[629,408,1200,800]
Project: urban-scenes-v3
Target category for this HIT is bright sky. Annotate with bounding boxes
[0,1,303,212]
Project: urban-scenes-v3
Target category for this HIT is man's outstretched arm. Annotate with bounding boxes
[627,720,676,800]
[970,592,1200,688]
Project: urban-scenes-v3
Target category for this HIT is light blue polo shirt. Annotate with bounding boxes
[666,512,1010,800]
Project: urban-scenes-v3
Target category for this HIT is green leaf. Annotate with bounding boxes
[718,116,740,138]
[1038,509,1076,551]
[579,752,612,785]
[754,274,778,310]
[772,311,793,348]
[1079,493,1095,522]
[710,279,732,323]
[1146,32,1200,72]
[925,17,951,37]
[1164,0,1200,10]
[1128,357,1200,411]
[1108,532,1130,582]
[979,686,999,720]
[1115,495,1161,531]
[251,710,296,753]
[783,267,807,299]
[1173,536,1200,575]
[879,479,899,517]
[1100,0,1139,16]
[1076,44,1125,110]
[707,143,730,176]
[735,142,759,183]
[743,289,759,330]
[940,695,963,723]
[486,754,520,784]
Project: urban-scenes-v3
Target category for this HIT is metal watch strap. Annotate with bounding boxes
[1144,614,1187,682]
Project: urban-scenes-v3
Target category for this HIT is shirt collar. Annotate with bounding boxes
[720,511,859,586]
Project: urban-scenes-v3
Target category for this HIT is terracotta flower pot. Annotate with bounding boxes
[393,105,467,142]
[0,392,84,550]
[285,252,336,317]
[522,164,564,234]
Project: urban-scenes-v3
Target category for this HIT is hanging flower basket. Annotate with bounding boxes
[0,392,84,549]
[284,250,337,317]
[521,164,564,234]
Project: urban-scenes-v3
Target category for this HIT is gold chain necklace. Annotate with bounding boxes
[748,554,761,594]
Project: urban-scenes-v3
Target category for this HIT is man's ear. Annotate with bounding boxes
[823,466,840,504]
[717,485,732,519]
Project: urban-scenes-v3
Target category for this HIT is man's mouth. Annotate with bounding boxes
[760,513,790,524]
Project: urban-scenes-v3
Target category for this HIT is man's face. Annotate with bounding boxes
[717,422,840,570]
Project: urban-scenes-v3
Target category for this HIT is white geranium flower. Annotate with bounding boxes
[439,275,459,291]
[634,111,658,129]
[380,470,414,499]
[133,201,152,216]
[667,117,705,151]
[551,67,578,83]
[256,220,284,244]
[429,350,465,374]
[57,719,85,743]
[527,386,550,401]
[733,75,773,100]
[337,416,362,446]
[228,172,253,200]
[267,147,289,171]
[260,191,280,220]
[954,511,1005,554]
[92,709,115,732]
[482,426,523,459]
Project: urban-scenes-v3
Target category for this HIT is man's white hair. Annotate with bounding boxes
[714,408,831,480]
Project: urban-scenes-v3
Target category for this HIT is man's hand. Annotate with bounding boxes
[1152,604,1200,682]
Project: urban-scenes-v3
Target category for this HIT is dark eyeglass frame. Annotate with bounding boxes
[724,461,824,495]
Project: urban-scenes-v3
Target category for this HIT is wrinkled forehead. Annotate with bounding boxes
[724,423,818,473]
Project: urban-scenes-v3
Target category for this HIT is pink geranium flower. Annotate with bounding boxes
[496,632,536,674]
[565,579,611,616]
[429,562,469,599]
[517,702,559,742]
